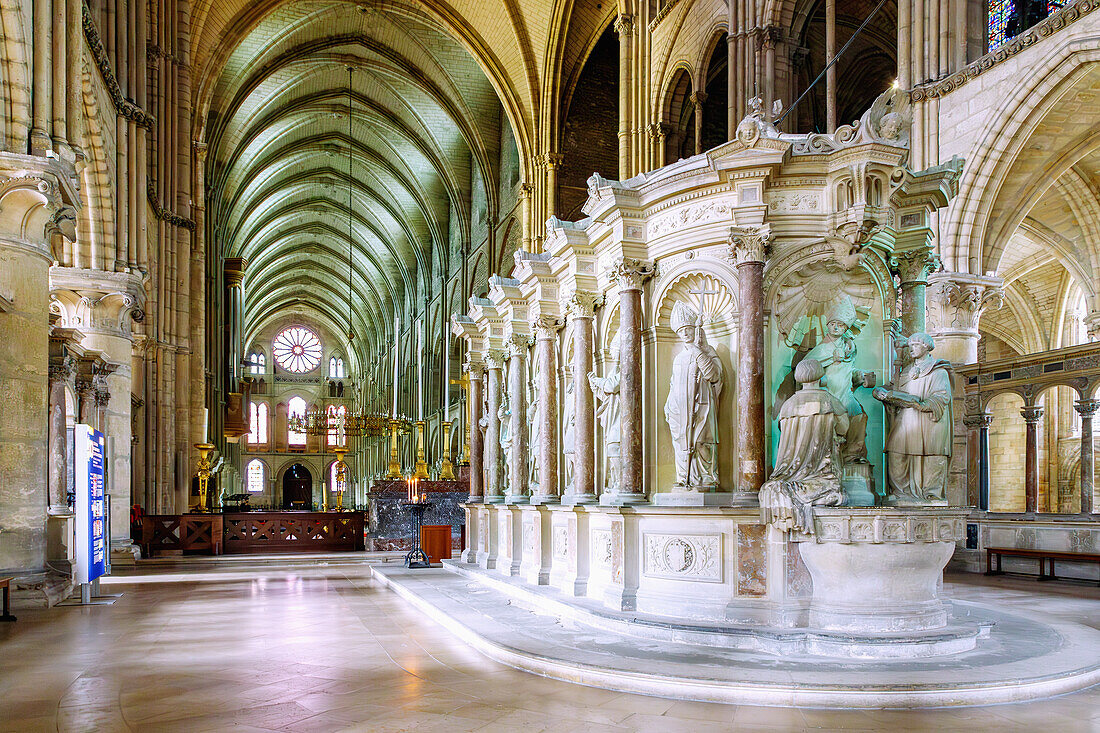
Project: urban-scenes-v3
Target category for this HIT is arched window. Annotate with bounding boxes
[327,404,347,447]
[249,352,266,375]
[247,459,266,493]
[329,356,346,379]
[288,396,307,446]
[248,402,268,445]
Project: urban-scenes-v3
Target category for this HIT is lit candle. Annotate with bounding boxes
[443,321,451,422]
[392,315,400,418]
[417,319,424,421]
[202,407,209,442]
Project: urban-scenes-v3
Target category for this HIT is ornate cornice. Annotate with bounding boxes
[146,183,196,230]
[910,0,1099,101]
[82,2,155,129]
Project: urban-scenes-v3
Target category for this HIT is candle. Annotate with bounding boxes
[443,321,451,422]
[202,407,209,442]
[392,314,400,418]
[417,319,424,421]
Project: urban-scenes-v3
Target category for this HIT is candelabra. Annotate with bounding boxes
[193,443,215,513]
[439,420,456,480]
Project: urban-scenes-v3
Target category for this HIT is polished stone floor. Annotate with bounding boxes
[0,555,1097,732]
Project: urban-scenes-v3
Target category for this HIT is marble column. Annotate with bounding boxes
[730,227,771,505]
[604,259,656,505]
[506,336,530,504]
[47,340,76,513]
[891,248,938,336]
[532,317,565,504]
[1074,399,1098,514]
[224,257,247,385]
[484,351,505,503]
[1021,405,1043,514]
[564,292,601,505]
[614,14,634,178]
[466,360,486,502]
[963,412,993,510]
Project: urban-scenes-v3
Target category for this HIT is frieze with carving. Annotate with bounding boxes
[642,533,722,581]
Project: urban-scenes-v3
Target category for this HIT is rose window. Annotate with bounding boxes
[272,327,322,373]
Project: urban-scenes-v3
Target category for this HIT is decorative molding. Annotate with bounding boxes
[911,0,1100,101]
[592,529,612,569]
[82,2,155,129]
[806,509,967,544]
[147,183,196,230]
[642,533,722,582]
[648,199,736,238]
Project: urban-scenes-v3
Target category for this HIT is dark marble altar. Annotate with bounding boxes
[367,479,468,552]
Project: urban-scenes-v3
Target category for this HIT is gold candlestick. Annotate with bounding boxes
[414,420,429,479]
[386,420,402,479]
[440,420,456,480]
[193,443,215,513]
[333,446,349,511]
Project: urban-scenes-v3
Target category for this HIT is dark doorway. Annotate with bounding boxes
[282,464,313,510]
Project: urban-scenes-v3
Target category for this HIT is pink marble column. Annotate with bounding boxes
[730,228,771,505]
[1021,405,1043,514]
[1074,399,1097,515]
[604,259,656,505]
[564,292,602,505]
[47,356,73,512]
[891,248,937,337]
[466,360,486,502]
[484,351,505,503]
[506,337,530,503]
[533,317,565,503]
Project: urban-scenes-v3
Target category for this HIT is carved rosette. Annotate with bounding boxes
[564,290,603,319]
[926,273,1005,335]
[610,258,657,292]
[727,226,772,265]
[533,315,565,340]
[890,248,939,284]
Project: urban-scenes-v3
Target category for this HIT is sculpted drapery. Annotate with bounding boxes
[589,332,622,493]
[664,302,723,489]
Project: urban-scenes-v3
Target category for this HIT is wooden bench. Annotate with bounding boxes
[986,547,1100,585]
[0,577,15,622]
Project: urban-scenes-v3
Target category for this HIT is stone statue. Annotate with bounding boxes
[562,378,575,493]
[589,332,622,494]
[759,359,848,534]
[528,371,540,492]
[664,302,723,489]
[498,391,511,494]
[795,295,875,462]
[872,333,953,505]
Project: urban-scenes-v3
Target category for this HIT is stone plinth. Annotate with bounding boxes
[796,507,968,632]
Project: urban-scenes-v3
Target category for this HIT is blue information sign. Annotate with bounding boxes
[75,424,108,584]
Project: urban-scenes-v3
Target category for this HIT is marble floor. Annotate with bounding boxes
[0,556,1097,732]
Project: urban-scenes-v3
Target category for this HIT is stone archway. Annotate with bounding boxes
[282,463,313,510]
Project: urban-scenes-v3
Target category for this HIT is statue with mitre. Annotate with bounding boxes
[664,301,723,489]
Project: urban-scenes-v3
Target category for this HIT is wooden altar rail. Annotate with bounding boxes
[140,512,364,557]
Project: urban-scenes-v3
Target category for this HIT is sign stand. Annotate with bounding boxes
[59,426,120,607]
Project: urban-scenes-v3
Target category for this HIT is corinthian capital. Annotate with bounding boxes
[464,358,486,376]
[610,258,657,292]
[614,13,634,36]
[727,225,772,265]
[506,334,532,357]
[926,272,1004,335]
[564,290,603,319]
[533,315,565,339]
[485,349,507,370]
[890,248,939,284]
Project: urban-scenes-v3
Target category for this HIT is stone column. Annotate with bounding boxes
[47,339,76,513]
[730,227,771,504]
[963,412,992,509]
[0,165,75,577]
[564,292,601,505]
[825,0,837,133]
[1021,405,1043,514]
[466,360,486,502]
[891,249,938,336]
[506,337,530,504]
[926,273,1004,364]
[224,257,247,384]
[76,372,98,429]
[604,259,656,505]
[533,317,565,504]
[761,27,780,115]
[1074,399,1098,515]
[690,91,707,155]
[484,350,505,503]
[614,14,634,178]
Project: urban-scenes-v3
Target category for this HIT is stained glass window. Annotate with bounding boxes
[249,352,265,375]
[988,0,1016,50]
[273,327,322,373]
[247,459,265,493]
[288,396,307,446]
[248,402,268,445]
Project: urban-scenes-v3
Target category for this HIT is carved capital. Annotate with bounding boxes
[94,385,111,407]
[49,355,75,382]
[614,13,634,37]
[760,25,782,50]
[926,273,1005,334]
[1084,311,1100,342]
[464,358,486,376]
[538,152,564,170]
[890,248,939,284]
[224,257,248,288]
[727,226,772,265]
[1074,399,1100,419]
[564,290,604,319]
[611,258,657,292]
[485,349,507,370]
[533,315,566,339]
[962,412,994,430]
[689,91,708,109]
[506,334,532,357]
[1021,405,1044,424]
